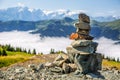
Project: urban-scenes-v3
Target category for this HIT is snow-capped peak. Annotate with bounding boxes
[56,9,68,14]
[43,10,54,15]
[0,6,120,21]
[43,9,85,18]
[18,7,24,12]
[28,8,34,12]
[66,10,85,16]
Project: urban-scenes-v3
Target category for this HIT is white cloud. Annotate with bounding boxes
[0,31,72,54]
[17,2,25,7]
[95,37,120,59]
[0,31,119,59]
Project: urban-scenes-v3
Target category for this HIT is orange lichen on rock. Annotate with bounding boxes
[69,33,78,40]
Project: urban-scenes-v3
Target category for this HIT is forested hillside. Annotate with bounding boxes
[0,18,120,40]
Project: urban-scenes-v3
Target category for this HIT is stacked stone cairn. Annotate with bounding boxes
[45,13,103,76]
[66,13,102,75]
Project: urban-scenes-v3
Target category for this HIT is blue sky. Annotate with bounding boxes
[0,0,120,16]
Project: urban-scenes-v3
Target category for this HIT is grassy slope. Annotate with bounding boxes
[0,51,33,68]
[102,59,120,70]
[101,19,120,30]
[0,53,120,70]
[92,19,120,30]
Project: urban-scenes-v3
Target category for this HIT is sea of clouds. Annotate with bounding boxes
[0,31,120,59]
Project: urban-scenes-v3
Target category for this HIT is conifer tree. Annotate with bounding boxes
[50,48,55,54]
[112,57,116,61]
[23,48,27,53]
[33,49,36,55]
[117,58,120,62]
[0,50,1,56]
[2,49,7,56]
[16,47,22,52]
[6,44,15,51]
[28,49,31,54]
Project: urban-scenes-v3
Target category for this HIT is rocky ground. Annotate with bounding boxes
[0,54,120,80]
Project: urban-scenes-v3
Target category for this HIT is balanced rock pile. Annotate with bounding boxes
[45,13,103,77]
[66,13,102,75]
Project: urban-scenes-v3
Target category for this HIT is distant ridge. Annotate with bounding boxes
[0,7,120,22]
[0,18,120,40]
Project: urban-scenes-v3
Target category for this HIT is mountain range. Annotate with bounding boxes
[0,17,120,40]
[0,7,120,22]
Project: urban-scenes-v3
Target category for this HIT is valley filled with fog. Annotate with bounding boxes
[0,31,120,59]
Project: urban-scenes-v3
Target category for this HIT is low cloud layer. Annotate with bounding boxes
[95,37,120,59]
[0,31,71,53]
[0,31,119,59]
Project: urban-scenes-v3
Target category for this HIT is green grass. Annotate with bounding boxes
[0,51,34,68]
[1,51,120,70]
